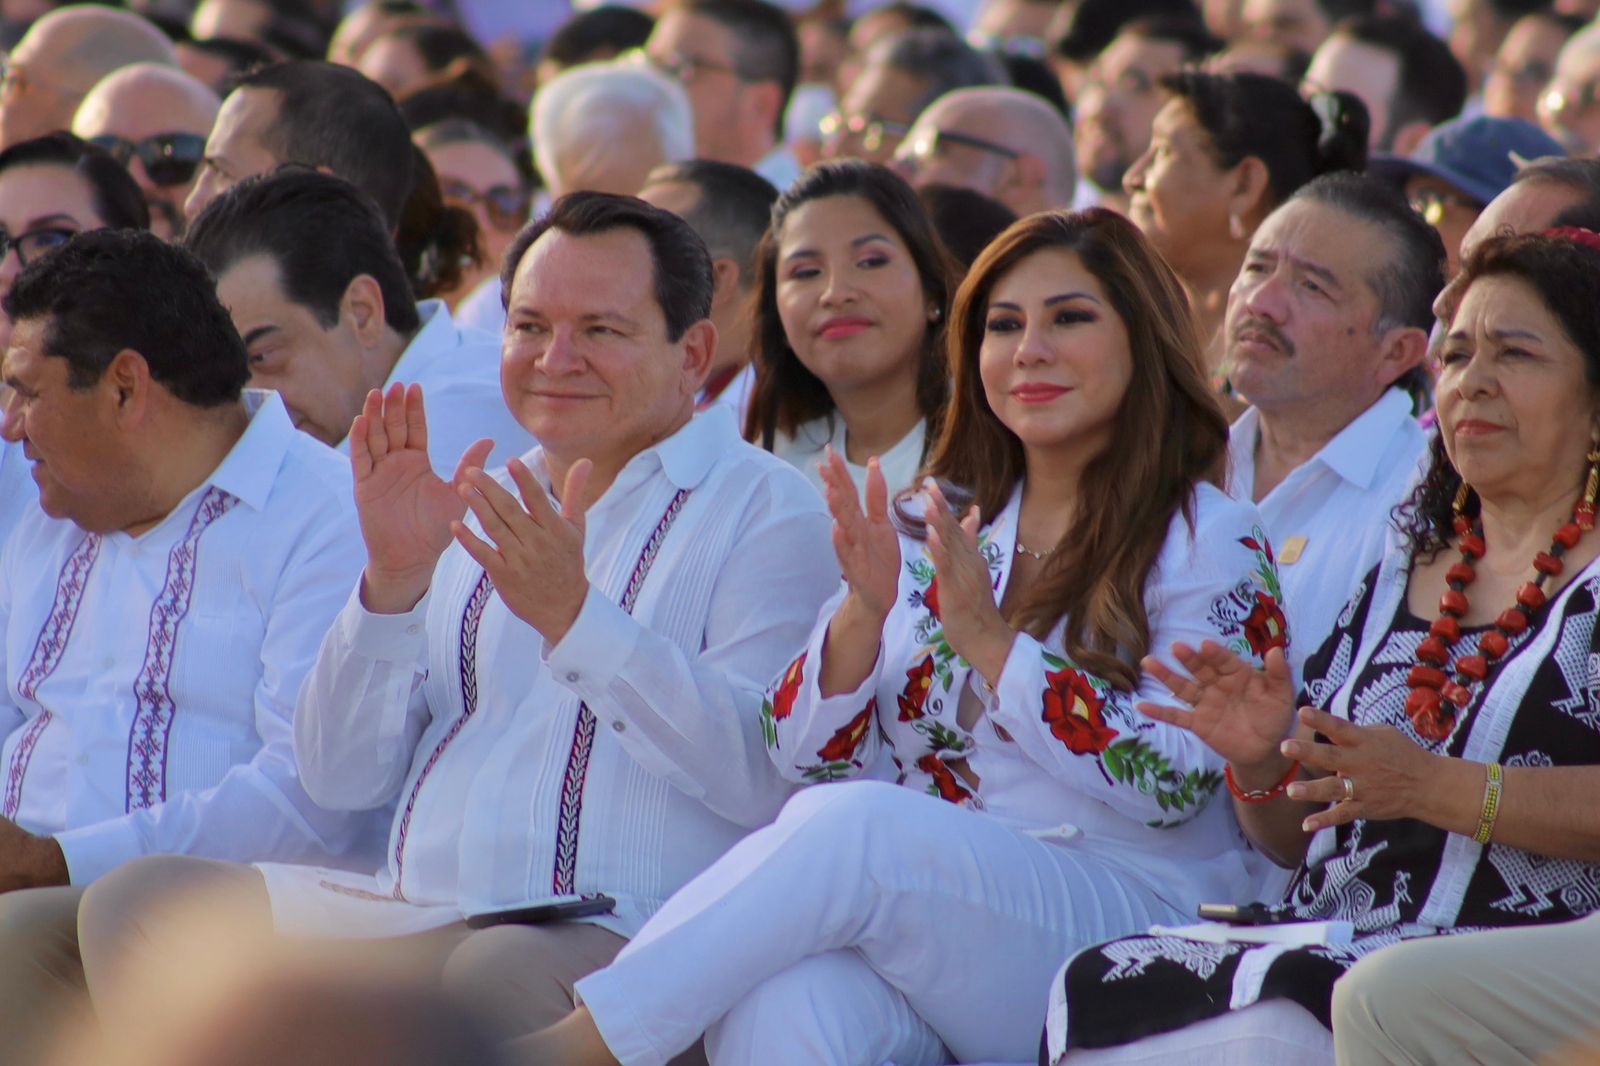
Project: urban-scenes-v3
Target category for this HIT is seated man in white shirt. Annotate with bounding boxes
[0,229,372,1065]
[184,168,534,475]
[1225,173,1442,667]
[79,192,840,1048]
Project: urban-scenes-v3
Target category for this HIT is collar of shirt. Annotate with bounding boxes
[1230,387,1416,499]
[201,390,298,514]
[386,299,457,386]
[521,404,742,507]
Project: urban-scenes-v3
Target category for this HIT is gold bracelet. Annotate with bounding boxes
[1472,762,1503,845]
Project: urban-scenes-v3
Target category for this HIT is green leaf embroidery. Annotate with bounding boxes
[1102,737,1222,827]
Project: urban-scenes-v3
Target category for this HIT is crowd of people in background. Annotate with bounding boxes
[0,0,1597,1064]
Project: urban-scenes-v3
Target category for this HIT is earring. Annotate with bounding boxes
[928,307,942,322]
[1579,445,1600,530]
[1228,213,1245,241]
[1453,479,1473,535]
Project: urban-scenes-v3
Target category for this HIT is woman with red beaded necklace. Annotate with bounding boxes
[1038,229,1600,1063]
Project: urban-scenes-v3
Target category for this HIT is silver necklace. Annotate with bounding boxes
[1014,540,1054,561]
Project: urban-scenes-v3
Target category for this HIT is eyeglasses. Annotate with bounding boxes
[1542,81,1600,120]
[819,112,911,154]
[1490,59,1554,90]
[87,133,207,188]
[898,128,1021,168]
[440,178,532,233]
[1409,187,1482,227]
[629,47,744,86]
[0,226,75,266]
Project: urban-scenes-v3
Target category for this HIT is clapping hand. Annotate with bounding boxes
[818,447,901,622]
[1138,641,1300,771]
[922,480,1012,686]
[452,458,595,645]
[351,383,493,613]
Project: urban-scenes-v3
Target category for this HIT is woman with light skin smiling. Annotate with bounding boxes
[745,160,953,501]
[517,210,1287,1066]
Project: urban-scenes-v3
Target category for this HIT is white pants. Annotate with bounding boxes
[575,781,1187,1066]
[1056,1001,1332,1065]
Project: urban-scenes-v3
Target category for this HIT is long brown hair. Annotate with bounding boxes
[744,161,957,451]
[924,208,1229,690]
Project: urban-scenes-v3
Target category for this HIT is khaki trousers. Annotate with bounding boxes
[0,884,88,1066]
[1333,914,1600,1066]
[78,855,705,1063]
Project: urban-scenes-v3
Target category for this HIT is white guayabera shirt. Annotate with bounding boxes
[0,392,375,884]
[263,406,841,940]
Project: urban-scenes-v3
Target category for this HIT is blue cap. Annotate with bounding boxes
[1370,115,1568,206]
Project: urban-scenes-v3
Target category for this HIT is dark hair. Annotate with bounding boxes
[1336,16,1467,147]
[917,183,1018,268]
[1162,71,1368,207]
[927,209,1227,690]
[3,229,247,407]
[1053,0,1201,62]
[179,36,275,90]
[0,133,149,232]
[1513,156,1600,215]
[399,84,532,185]
[999,53,1071,119]
[541,5,655,69]
[499,192,713,343]
[394,145,481,301]
[1120,16,1224,63]
[234,61,415,227]
[386,23,490,77]
[745,161,957,450]
[1399,233,1600,561]
[643,159,778,279]
[256,0,334,60]
[862,2,957,35]
[671,0,799,139]
[876,27,1007,115]
[185,168,422,336]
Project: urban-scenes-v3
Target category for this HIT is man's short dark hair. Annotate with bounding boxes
[0,133,149,232]
[3,230,248,407]
[180,36,275,90]
[1289,171,1445,332]
[1120,16,1223,63]
[185,168,421,337]
[1335,16,1466,145]
[500,193,713,343]
[672,0,799,140]
[1053,0,1202,62]
[233,61,415,227]
[643,159,777,283]
[878,28,1006,115]
[1514,156,1600,229]
[542,5,655,69]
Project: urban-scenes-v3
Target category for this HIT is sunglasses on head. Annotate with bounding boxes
[440,178,532,233]
[87,133,206,188]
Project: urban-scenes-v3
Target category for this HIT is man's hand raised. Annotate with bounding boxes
[351,383,493,614]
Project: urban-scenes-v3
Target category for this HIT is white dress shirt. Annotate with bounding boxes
[0,441,37,555]
[1228,387,1428,671]
[335,300,533,476]
[261,406,840,939]
[754,146,802,194]
[0,393,374,884]
[772,415,927,502]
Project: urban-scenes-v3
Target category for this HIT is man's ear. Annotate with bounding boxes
[104,348,154,427]
[1228,157,1272,231]
[1374,322,1429,389]
[709,257,742,315]
[340,274,388,346]
[681,318,718,391]
[744,82,785,144]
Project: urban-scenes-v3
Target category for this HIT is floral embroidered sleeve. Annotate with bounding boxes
[982,495,1289,828]
[759,583,896,785]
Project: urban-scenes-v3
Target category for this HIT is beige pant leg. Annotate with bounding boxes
[1333,916,1600,1066]
[0,884,88,1066]
[446,923,707,1066]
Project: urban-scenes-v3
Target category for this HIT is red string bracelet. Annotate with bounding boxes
[1224,759,1301,803]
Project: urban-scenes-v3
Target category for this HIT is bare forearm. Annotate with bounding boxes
[818,594,886,698]
[1231,752,1320,870]
[1416,762,1600,862]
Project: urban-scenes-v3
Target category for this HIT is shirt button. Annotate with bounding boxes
[611,720,626,733]
[405,625,421,636]
[566,672,580,683]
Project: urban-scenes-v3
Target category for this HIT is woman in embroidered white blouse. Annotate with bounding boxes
[526,210,1287,1066]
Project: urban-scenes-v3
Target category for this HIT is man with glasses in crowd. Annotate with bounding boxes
[893,84,1077,216]
[0,5,176,151]
[642,0,802,191]
[70,63,219,242]
[1539,22,1600,156]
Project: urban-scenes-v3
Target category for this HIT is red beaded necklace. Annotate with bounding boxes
[1405,494,1596,742]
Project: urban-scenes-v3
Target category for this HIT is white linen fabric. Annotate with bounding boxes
[754,146,801,195]
[332,299,533,476]
[262,406,839,940]
[0,392,374,885]
[453,276,506,338]
[573,483,1288,1065]
[0,441,37,555]
[1227,387,1427,673]
[771,414,927,502]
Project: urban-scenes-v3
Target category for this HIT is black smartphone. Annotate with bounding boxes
[465,894,617,930]
[1196,902,1298,926]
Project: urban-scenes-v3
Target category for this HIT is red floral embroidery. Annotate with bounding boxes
[916,753,972,804]
[770,654,806,722]
[1241,591,1288,656]
[922,578,941,621]
[818,699,876,763]
[1239,534,1275,564]
[897,655,936,721]
[1041,665,1119,754]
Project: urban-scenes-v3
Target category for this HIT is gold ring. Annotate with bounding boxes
[1342,775,1355,802]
